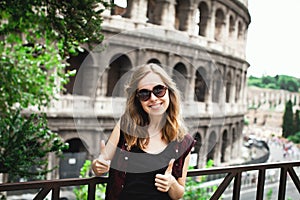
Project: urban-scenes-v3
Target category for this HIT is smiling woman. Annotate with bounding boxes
[92,63,195,200]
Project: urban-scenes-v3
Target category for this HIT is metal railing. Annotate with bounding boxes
[1,161,300,200]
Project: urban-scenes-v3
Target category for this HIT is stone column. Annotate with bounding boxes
[207,4,216,41]
[187,64,196,103]
[123,0,148,22]
[177,4,197,34]
[82,65,99,97]
[154,0,176,29]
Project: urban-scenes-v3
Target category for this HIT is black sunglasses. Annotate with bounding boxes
[136,85,168,101]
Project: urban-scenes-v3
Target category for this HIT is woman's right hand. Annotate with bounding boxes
[92,140,111,176]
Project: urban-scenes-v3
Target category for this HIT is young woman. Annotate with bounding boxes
[92,63,195,200]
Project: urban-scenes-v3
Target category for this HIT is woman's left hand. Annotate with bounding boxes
[155,159,176,192]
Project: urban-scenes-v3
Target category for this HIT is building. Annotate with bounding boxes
[245,86,300,138]
[45,0,251,179]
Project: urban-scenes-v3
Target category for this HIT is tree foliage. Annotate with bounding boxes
[248,75,300,92]
[282,100,294,138]
[0,0,111,181]
[0,111,68,180]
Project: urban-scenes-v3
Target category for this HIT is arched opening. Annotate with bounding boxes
[173,62,187,100]
[195,67,208,102]
[198,2,209,36]
[192,132,202,168]
[147,58,161,65]
[214,9,225,41]
[229,15,235,37]
[221,130,229,162]
[64,50,89,95]
[238,21,244,39]
[226,72,232,103]
[147,0,156,24]
[106,54,132,97]
[231,128,236,158]
[59,138,88,179]
[207,131,217,163]
[175,0,189,31]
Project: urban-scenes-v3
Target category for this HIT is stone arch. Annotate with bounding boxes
[107,54,132,97]
[221,130,230,162]
[173,62,188,100]
[225,71,232,103]
[64,138,88,153]
[59,138,88,179]
[194,67,208,102]
[64,49,90,95]
[147,0,156,24]
[192,132,202,168]
[231,127,237,158]
[198,1,209,36]
[229,15,235,37]
[207,131,217,163]
[237,20,244,39]
[214,8,225,41]
[147,58,161,65]
[175,0,191,31]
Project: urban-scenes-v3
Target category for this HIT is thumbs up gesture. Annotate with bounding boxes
[92,140,111,176]
[155,159,176,192]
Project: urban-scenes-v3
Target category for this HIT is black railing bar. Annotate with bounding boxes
[210,172,235,200]
[233,172,242,200]
[278,167,288,200]
[52,186,60,200]
[88,182,97,200]
[0,176,108,192]
[256,169,266,200]
[33,187,51,200]
[287,167,300,194]
[187,161,300,177]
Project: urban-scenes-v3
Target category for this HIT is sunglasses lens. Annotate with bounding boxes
[137,90,151,101]
[136,85,167,101]
[153,85,167,97]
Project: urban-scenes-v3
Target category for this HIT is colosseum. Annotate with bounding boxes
[46,0,251,179]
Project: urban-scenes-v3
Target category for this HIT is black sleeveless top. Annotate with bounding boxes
[105,132,195,200]
[119,145,174,200]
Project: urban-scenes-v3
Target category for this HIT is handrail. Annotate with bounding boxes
[187,160,300,200]
[0,161,300,200]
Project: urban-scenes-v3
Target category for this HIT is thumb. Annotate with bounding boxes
[100,140,107,160]
[165,158,175,175]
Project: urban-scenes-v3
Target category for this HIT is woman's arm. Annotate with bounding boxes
[91,121,120,176]
[155,153,191,199]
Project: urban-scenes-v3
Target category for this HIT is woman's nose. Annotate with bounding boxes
[149,92,158,101]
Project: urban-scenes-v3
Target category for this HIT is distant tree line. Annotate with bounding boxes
[248,75,300,92]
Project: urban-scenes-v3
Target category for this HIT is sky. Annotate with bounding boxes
[246,0,300,78]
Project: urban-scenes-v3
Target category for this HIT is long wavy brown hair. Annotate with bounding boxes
[120,63,187,150]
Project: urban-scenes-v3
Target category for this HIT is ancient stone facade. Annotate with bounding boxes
[45,0,251,179]
[245,86,300,138]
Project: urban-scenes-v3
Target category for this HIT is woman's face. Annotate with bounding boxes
[137,72,170,116]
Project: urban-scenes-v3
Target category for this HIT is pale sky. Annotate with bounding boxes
[246,0,300,78]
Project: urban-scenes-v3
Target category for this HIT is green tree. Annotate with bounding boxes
[0,0,111,181]
[282,100,294,138]
[248,75,300,92]
[294,110,300,133]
